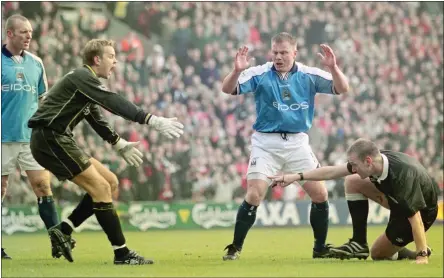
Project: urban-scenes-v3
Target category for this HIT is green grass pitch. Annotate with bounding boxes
[2,225,443,277]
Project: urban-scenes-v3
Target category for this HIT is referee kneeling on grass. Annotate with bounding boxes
[269,138,439,264]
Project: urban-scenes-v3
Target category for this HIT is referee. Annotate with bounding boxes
[269,138,439,264]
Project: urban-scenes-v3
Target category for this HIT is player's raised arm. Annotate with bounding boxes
[268,164,352,187]
[316,44,349,94]
[71,70,183,139]
[72,71,149,124]
[221,46,253,95]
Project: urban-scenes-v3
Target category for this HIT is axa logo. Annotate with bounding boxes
[273,101,309,111]
[2,84,37,94]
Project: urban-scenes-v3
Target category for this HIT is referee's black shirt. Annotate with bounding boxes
[347,150,439,218]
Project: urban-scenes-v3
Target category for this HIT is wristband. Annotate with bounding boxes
[416,250,428,257]
[298,172,304,181]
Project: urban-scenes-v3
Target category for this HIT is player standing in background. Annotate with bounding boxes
[28,39,184,264]
[220,32,349,260]
[269,138,438,264]
[1,14,73,260]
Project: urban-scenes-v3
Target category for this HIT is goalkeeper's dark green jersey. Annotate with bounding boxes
[28,65,150,144]
[348,150,439,218]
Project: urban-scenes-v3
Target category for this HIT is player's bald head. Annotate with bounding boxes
[5,14,29,32]
[347,138,380,161]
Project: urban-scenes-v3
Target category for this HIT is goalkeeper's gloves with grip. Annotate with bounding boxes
[147,115,184,139]
[112,138,144,167]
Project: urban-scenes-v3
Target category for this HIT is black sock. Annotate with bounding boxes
[37,196,59,229]
[93,202,128,257]
[347,200,369,244]
[310,201,329,251]
[62,194,94,235]
[233,200,257,250]
[397,247,417,260]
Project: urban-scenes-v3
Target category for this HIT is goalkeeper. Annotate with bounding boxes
[28,39,184,265]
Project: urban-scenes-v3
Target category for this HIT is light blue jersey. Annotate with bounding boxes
[236,62,337,133]
[1,45,48,142]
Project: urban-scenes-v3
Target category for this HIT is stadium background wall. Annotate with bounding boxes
[6,199,441,235]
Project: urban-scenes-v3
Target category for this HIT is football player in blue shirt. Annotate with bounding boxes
[1,14,73,260]
[221,32,349,260]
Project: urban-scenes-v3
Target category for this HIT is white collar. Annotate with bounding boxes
[377,153,389,182]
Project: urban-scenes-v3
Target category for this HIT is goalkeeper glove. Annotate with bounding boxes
[147,115,184,139]
[113,138,144,167]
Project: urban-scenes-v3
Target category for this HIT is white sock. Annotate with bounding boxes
[112,244,127,250]
[345,193,368,201]
[389,252,399,260]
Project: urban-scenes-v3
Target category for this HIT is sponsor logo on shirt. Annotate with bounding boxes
[273,101,309,111]
[1,84,36,94]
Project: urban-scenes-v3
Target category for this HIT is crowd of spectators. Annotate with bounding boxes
[2,2,443,206]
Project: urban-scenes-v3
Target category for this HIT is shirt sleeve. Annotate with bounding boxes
[236,63,272,95]
[237,74,259,95]
[298,64,338,95]
[85,104,120,145]
[392,170,427,218]
[37,58,48,98]
[69,71,150,124]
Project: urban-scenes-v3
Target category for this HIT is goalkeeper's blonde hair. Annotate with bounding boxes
[82,39,116,66]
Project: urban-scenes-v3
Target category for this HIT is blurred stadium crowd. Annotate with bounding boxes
[2,2,443,205]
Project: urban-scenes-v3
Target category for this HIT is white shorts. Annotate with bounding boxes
[246,132,320,185]
[1,142,44,176]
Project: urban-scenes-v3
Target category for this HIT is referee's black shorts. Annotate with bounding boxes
[385,206,438,247]
[30,128,91,181]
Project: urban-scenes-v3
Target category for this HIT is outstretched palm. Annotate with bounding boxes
[235,46,252,72]
[317,44,337,69]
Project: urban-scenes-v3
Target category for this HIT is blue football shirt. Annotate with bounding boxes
[1,45,48,142]
[236,62,338,133]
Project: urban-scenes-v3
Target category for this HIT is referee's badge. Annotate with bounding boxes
[282,89,291,101]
